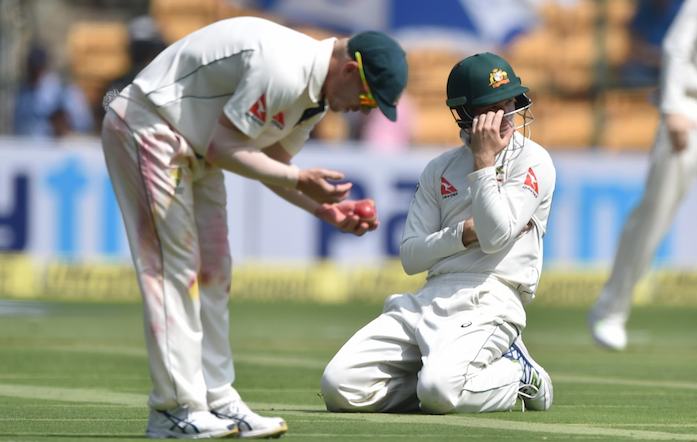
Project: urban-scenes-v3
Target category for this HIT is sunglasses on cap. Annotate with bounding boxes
[354,51,378,109]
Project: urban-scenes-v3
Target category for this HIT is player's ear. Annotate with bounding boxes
[343,60,359,74]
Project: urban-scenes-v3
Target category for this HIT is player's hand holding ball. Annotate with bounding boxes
[314,199,379,236]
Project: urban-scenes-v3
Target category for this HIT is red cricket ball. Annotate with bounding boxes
[354,199,376,221]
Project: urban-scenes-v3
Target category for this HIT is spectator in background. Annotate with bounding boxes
[49,105,96,141]
[619,0,683,87]
[13,45,93,137]
[49,107,72,139]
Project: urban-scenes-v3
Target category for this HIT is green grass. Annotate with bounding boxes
[0,298,696,441]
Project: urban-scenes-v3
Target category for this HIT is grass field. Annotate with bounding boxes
[0,298,696,441]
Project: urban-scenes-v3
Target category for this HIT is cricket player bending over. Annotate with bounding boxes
[322,53,556,414]
[101,17,407,439]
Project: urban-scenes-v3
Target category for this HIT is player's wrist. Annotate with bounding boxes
[313,202,331,217]
[286,164,300,188]
[471,149,495,167]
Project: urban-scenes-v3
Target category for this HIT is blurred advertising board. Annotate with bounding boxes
[1,137,695,267]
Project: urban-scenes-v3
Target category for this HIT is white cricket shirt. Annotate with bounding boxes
[130,16,332,156]
[400,132,556,303]
[660,0,697,120]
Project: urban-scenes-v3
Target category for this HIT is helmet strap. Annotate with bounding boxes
[449,105,475,130]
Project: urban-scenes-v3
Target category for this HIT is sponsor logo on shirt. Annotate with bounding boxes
[523,167,539,196]
[247,94,267,125]
[271,111,285,130]
[440,176,458,198]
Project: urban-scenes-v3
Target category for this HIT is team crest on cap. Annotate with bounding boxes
[489,68,510,89]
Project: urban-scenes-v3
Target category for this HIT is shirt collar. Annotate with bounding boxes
[308,38,336,104]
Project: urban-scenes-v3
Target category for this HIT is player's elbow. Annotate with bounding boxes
[205,118,253,169]
[400,259,423,276]
[206,144,251,176]
[478,233,511,254]
[400,243,428,275]
[475,219,515,254]
[204,140,223,166]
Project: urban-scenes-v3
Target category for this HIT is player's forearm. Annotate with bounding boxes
[467,168,514,253]
[214,148,300,187]
[399,172,468,274]
[264,183,319,214]
[205,118,299,188]
[400,223,467,275]
[468,167,537,254]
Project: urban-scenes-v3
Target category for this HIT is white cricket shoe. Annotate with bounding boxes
[146,406,238,439]
[588,314,627,351]
[211,395,288,439]
[503,337,553,411]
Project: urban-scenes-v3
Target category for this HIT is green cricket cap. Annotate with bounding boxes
[348,31,408,121]
[446,52,528,110]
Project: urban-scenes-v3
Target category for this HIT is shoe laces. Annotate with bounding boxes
[503,343,542,412]
[517,382,540,412]
[161,410,200,434]
[212,400,255,431]
[503,343,541,388]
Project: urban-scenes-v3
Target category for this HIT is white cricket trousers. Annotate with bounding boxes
[321,274,526,414]
[593,122,697,324]
[101,91,237,411]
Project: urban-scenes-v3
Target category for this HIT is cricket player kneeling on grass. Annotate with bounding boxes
[321,53,555,414]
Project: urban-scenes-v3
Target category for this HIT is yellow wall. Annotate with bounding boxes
[2,254,697,306]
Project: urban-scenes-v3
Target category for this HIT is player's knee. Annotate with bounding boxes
[416,366,457,414]
[449,391,490,413]
[417,370,492,414]
[320,362,352,412]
